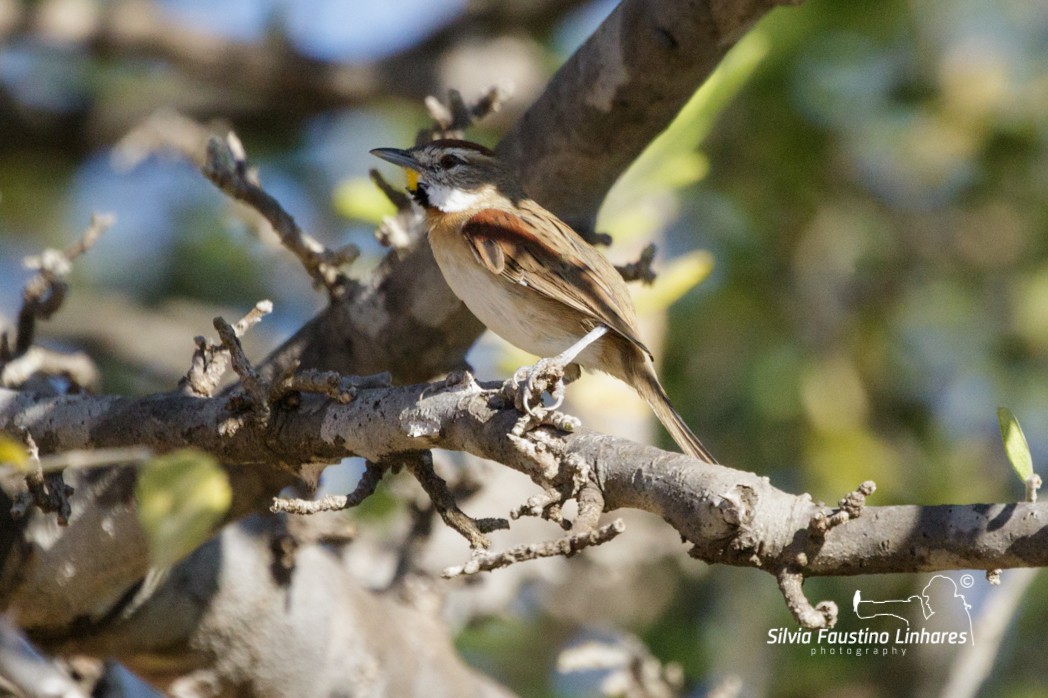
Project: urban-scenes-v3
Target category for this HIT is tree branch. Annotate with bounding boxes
[0,0,586,131]
[3,383,1046,590]
[498,0,796,231]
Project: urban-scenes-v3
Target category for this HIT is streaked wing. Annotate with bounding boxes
[462,205,652,358]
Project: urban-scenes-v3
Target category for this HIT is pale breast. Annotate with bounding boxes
[428,225,585,359]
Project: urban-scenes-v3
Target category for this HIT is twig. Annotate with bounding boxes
[214,316,269,430]
[405,451,496,550]
[573,481,605,533]
[369,169,412,212]
[271,461,387,514]
[202,133,359,299]
[390,455,504,584]
[111,108,219,170]
[442,518,625,578]
[419,86,511,142]
[270,368,391,405]
[615,243,658,285]
[0,346,100,391]
[1,213,113,372]
[809,480,876,539]
[183,300,272,397]
[1025,473,1042,502]
[370,167,422,251]
[10,428,74,525]
[511,486,570,527]
[776,567,837,629]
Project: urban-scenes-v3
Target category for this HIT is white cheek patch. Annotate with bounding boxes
[425,182,485,212]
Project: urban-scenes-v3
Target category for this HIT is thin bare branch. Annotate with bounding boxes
[3,213,113,363]
[615,243,658,285]
[442,519,626,578]
[10,428,74,525]
[0,346,100,392]
[776,568,838,629]
[214,315,269,430]
[406,451,492,550]
[111,108,220,169]
[202,134,359,299]
[183,300,272,397]
[419,86,511,143]
[272,461,388,515]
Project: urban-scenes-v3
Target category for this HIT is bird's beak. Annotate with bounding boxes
[370,147,421,191]
[370,147,419,171]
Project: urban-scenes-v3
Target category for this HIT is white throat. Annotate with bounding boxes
[424,182,485,213]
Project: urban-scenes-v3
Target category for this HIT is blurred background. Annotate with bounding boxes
[1,0,1046,695]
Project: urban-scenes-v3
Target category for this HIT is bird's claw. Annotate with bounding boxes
[499,357,580,436]
[514,357,567,416]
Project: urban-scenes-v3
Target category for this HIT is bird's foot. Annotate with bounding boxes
[499,358,582,436]
[511,357,570,416]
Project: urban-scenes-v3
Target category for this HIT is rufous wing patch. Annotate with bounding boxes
[461,207,652,358]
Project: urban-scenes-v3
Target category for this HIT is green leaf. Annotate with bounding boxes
[136,449,232,568]
[332,176,397,224]
[997,407,1034,482]
[0,435,28,471]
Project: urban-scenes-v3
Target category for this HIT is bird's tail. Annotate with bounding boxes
[633,364,717,464]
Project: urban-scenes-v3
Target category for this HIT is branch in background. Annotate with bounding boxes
[557,632,686,698]
[499,0,794,233]
[369,169,412,213]
[202,133,360,300]
[0,347,100,394]
[0,617,88,698]
[419,86,512,143]
[0,0,579,134]
[1,213,112,388]
[370,167,420,250]
[615,243,658,285]
[110,108,222,170]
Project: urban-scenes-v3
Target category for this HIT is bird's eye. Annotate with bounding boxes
[439,154,463,170]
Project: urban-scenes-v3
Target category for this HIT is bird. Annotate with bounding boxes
[371,139,716,463]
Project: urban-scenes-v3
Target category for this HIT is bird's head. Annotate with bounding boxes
[370,139,520,212]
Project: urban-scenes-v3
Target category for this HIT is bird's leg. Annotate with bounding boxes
[516,326,608,415]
